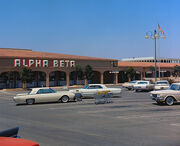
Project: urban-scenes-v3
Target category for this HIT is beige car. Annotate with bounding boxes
[13,88,76,105]
[122,81,138,90]
[134,81,154,92]
[150,83,180,105]
[154,80,169,90]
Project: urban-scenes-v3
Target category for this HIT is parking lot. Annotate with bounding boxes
[1,87,180,146]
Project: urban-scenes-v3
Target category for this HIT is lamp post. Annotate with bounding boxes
[145,29,166,82]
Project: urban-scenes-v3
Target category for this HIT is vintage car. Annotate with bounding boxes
[154,80,169,90]
[0,127,39,146]
[0,137,39,146]
[122,80,138,90]
[150,83,180,105]
[13,87,76,105]
[133,80,154,92]
[69,84,121,98]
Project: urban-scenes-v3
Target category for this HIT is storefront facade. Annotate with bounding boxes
[0,48,119,89]
[0,48,179,89]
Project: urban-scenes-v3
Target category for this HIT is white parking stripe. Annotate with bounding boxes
[116,112,180,120]
[170,123,180,127]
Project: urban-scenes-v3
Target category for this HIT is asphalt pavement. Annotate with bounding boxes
[0,87,180,146]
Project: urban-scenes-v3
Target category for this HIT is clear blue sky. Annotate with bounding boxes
[0,0,179,60]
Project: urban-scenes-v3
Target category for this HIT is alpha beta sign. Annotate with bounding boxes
[14,59,75,68]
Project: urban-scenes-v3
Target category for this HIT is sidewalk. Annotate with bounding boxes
[0,84,123,92]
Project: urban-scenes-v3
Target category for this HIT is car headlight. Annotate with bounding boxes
[157,94,164,100]
[157,94,161,98]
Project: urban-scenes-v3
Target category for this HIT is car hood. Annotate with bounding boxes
[16,93,28,96]
[122,83,131,86]
[69,88,121,92]
[134,84,147,86]
[108,88,121,91]
[155,84,169,86]
[150,89,177,94]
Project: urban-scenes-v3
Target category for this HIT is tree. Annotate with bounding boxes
[84,65,93,84]
[126,67,136,81]
[20,67,33,88]
[149,66,155,77]
[75,65,83,84]
[173,65,180,77]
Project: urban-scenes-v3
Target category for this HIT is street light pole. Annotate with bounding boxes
[154,30,157,82]
[145,26,166,83]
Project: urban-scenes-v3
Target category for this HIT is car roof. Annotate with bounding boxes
[136,80,149,82]
[156,80,168,82]
[31,87,51,91]
[88,84,104,86]
[30,87,52,94]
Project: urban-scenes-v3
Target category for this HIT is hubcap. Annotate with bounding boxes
[62,96,68,102]
[27,99,34,104]
[166,97,173,105]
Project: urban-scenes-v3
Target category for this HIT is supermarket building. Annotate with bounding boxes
[0,48,179,89]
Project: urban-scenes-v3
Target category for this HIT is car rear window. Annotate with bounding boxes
[130,81,136,83]
[138,82,148,84]
[156,82,168,84]
[37,89,56,94]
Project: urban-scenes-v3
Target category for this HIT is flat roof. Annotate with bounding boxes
[0,48,117,61]
[118,61,180,68]
[121,57,180,61]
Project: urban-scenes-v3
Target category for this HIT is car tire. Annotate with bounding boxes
[135,89,138,92]
[61,96,69,103]
[165,96,174,106]
[74,93,82,101]
[26,99,34,105]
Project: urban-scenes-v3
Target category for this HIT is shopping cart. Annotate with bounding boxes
[94,90,112,104]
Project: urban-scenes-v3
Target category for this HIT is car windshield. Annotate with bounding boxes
[28,90,32,95]
[83,85,89,89]
[169,84,180,90]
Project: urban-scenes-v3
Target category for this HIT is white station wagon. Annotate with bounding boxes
[122,80,138,90]
[13,88,76,105]
[70,84,121,98]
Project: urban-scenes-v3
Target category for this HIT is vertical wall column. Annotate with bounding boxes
[170,71,173,77]
[66,72,70,86]
[84,79,88,85]
[115,73,118,84]
[143,70,146,78]
[100,72,104,84]
[140,71,143,80]
[46,72,50,87]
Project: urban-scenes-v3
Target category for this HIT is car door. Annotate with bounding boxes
[96,85,106,92]
[36,89,57,103]
[81,85,98,97]
[175,86,180,102]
